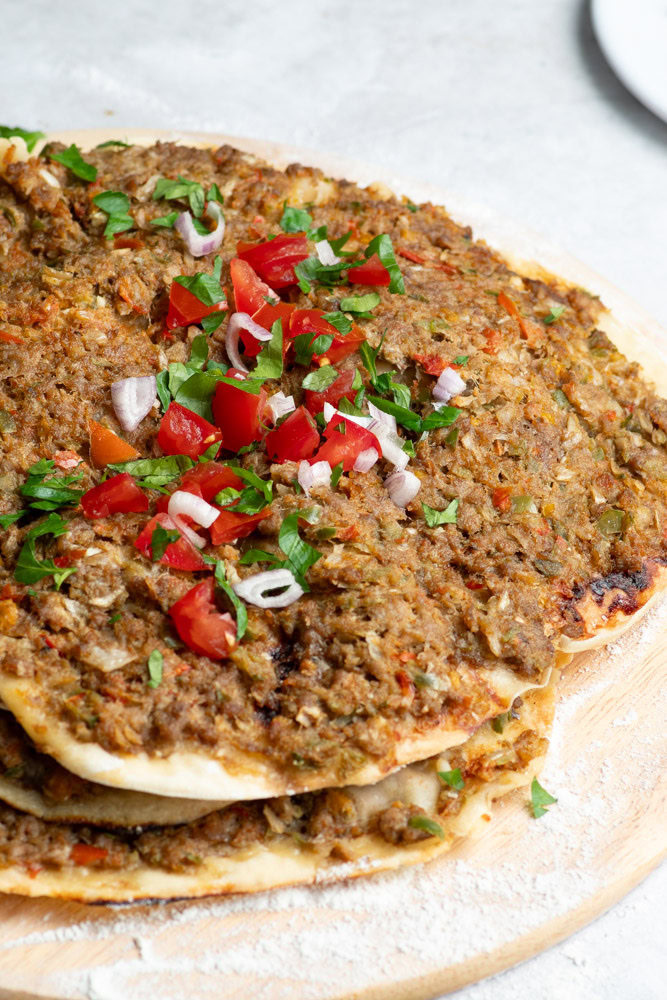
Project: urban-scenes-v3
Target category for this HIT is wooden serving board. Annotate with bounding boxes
[0,130,665,1000]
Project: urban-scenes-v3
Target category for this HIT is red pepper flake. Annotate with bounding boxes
[465,580,485,590]
[395,669,415,696]
[397,247,425,264]
[71,844,109,866]
[434,260,457,276]
[338,524,359,541]
[481,327,502,354]
[492,487,511,512]
[40,634,57,650]
[172,662,191,677]
[0,329,23,345]
[398,650,416,663]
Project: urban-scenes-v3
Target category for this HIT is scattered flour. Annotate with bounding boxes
[2,601,665,1000]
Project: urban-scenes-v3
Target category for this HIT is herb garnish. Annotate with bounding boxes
[217,467,273,515]
[240,508,321,590]
[422,499,459,527]
[280,202,312,233]
[150,524,181,561]
[92,190,134,238]
[453,355,469,366]
[302,366,339,391]
[207,183,224,204]
[544,306,566,325]
[153,175,205,217]
[147,650,163,689]
[338,292,381,315]
[438,768,464,790]
[330,462,344,488]
[252,319,283,380]
[407,815,445,839]
[49,144,97,182]
[108,454,195,488]
[150,211,179,229]
[19,459,84,512]
[530,777,557,818]
[364,234,405,294]
[0,126,46,152]
[0,511,26,530]
[173,256,225,306]
[95,139,131,149]
[213,560,248,640]
[321,311,352,336]
[14,513,77,589]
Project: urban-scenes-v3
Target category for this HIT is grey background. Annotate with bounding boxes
[2,0,666,997]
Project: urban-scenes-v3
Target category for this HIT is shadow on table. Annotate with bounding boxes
[577,0,667,145]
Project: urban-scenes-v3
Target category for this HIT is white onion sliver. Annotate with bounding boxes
[385,468,421,508]
[174,201,225,258]
[433,367,466,403]
[171,513,206,550]
[233,568,304,609]
[315,240,341,266]
[367,401,397,434]
[353,448,379,473]
[111,375,157,432]
[168,490,219,529]
[366,419,409,469]
[298,460,332,493]
[225,311,272,372]
[268,391,296,423]
[323,401,373,429]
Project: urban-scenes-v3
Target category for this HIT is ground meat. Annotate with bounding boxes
[0,140,665,786]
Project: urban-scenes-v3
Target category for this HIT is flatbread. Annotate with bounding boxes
[0,684,554,902]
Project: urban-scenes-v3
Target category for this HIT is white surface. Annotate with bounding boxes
[0,1,666,997]
[592,0,667,124]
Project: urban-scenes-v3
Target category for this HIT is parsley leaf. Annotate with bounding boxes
[147,650,163,689]
[330,462,344,488]
[277,508,321,589]
[93,190,133,238]
[239,548,283,566]
[213,560,248,640]
[225,467,273,509]
[0,511,26,530]
[280,202,312,233]
[19,459,84,512]
[407,815,445,839]
[49,144,97,182]
[150,212,179,229]
[438,768,464,790]
[422,499,459,527]
[367,395,421,432]
[406,201,418,213]
[0,125,46,152]
[321,311,352,336]
[173,256,225,307]
[207,183,224,204]
[302,366,339,391]
[338,292,380,314]
[252,319,283,380]
[108,454,195,487]
[150,524,180,561]
[544,306,566,325]
[153,175,205,217]
[530,778,557,818]
[364,234,405,294]
[14,513,76,589]
[421,407,461,431]
[201,312,226,336]
[95,139,131,149]
[453,355,469,366]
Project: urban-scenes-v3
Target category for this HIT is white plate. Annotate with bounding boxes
[592,0,667,122]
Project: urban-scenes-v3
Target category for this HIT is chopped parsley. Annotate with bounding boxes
[153,175,205,218]
[95,139,131,149]
[302,366,339,391]
[293,331,332,367]
[438,768,464,790]
[49,144,97,182]
[252,319,283,380]
[207,183,224,204]
[364,234,405,294]
[173,256,225,306]
[147,650,163,689]
[338,292,381,314]
[453,355,469,366]
[422,499,459,527]
[108,454,195,488]
[407,815,445,839]
[217,467,273,515]
[330,462,344,488]
[280,202,312,233]
[150,524,180,561]
[321,311,352,336]
[240,508,321,590]
[150,211,179,229]
[14,513,77,589]
[0,125,46,152]
[544,305,566,325]
[213,560,248,640]
[530,777,557,818]
[0,511,26,530]
[19,459,84,512]
[92,190,133,238]
[406,201,418,213]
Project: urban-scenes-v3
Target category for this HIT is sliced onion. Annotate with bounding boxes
[168,490,219,529]
[315,240,341,266]
[175,201,225,258]
[353,447,379,473]
[433,367,466,403]
[385,468,421,507]
[367,420,409,469]
[322,401,371,429]
[233,568,304,609]
[171,514,206,550]
[268,391,296,423]
[298,460,331,493]
[225,311,272,372]
[367,401,397,434]
[111,375,157,432]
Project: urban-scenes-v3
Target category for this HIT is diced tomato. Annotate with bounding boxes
[212,375,267,453]
[71,844,109,866]
[237,234,308,289]
[305,369,358,415]
[289,309,366,363]
[492,487,511,513]
[158,402,222,460]
[169,578,237,660]
[179,462,243,502]
[81,473,149,519]
[240,300,296,358]
[209,508,271,545]
[134,512,208,571]
[230,258,276,315]
[347,253,391,287]
[481,327,502,354]
[265,406,320,463]
[311,415,380,472]
[166,281,228,330]
[89,420,140,467]
[413,353,447,377]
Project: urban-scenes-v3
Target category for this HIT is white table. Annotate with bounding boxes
[2,1,666,996]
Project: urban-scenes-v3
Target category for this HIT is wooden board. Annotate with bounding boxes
[0,129,665,1000]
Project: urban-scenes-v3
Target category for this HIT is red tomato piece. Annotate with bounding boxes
[347,253,391,286]
[209,508,271,546]
[312,416,380,472]
[230,258,276,315]
[70,844,109,866]
[179,462,243,502]
[413,353,447,377]
[134,512,208,571]
[265,406,320,463]
[158,402,222,460]
[288,309,366,363]
[169,578,237,660]
[165,281,227,330]
[238,300,297,358]
[212,375,267,453]
[81,473,149,519]
[237,234,308,289]
[305,368,358,415]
